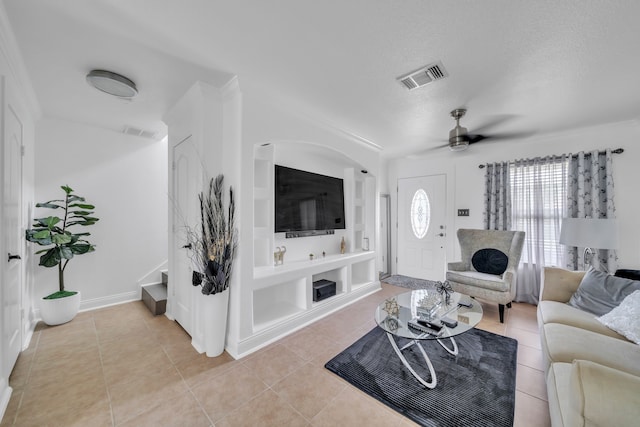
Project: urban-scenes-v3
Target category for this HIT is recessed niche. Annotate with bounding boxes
[254,159,270,190]
[253,278,306,330]
[254,199,269,229]
[352,259,374,289]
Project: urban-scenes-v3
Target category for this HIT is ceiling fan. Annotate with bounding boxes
[444,108,533,152]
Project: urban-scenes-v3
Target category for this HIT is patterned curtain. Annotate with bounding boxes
[483,162,511,231]
[566,150,618,271]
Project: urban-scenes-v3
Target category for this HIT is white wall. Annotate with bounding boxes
[388,119,640,274]
[33,118,168,308]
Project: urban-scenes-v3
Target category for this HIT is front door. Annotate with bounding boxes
[171,136,202,336]
[2,85,23,378]
[397,175,446,280]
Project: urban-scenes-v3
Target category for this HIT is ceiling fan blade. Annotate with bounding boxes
[468,130,535,144]
[470,114,519,135]
[406,143,450,158]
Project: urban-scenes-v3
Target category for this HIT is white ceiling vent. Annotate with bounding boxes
[123,125,159,140]
[397,61,449,90]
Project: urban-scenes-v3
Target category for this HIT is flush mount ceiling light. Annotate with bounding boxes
[86,70,138,99]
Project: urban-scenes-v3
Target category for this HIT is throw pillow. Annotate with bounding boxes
[615,269,640,281]
[597,290,640,345]
[471,248,508,275]
[567,267,640,316]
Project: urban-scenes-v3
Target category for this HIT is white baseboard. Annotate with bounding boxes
[0,379,12,425]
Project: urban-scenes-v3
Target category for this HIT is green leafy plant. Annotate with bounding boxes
[25,185,99,298]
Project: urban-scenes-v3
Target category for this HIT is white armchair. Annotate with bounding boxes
[446,228,525,323]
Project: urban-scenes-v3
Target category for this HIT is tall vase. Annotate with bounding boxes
[201,288,230,357]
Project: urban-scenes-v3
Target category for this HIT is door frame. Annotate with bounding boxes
[379,194,391,279]
[394,170,457,279]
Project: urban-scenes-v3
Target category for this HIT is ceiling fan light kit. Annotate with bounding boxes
[448,108,470,151]
[86,69,138,99]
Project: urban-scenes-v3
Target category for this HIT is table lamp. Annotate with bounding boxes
[559,218,618,268]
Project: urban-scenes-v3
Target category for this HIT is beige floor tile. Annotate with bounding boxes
[216,390,308,427]
[109,365,188,424]
[117,393,211,427]
[272,362,346,419]
[162,336,205,365]
[175,351,238,388]
[0,391,21,427]
[516,364,548,401]
[191,363,268,422]
[514,391,551,427]
[282,328,338,362]
[310,386,402,427]
[507,326,542,350]
[517,343,545,371]
[14,399,113,427]
[243,343,306,386]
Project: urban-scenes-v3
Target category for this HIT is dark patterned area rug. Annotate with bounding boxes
[382,274,440,290]
[325,327,517,427]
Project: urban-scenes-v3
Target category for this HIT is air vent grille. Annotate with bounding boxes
[397,61,448,91]
[123,125,159,140]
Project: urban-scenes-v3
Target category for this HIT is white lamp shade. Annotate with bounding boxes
[559,218,618,249]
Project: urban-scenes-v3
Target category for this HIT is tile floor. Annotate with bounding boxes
[2,282,550,426]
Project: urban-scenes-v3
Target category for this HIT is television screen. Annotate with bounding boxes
[275,165,346,232]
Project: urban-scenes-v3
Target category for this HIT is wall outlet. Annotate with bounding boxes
[457,209,470,217]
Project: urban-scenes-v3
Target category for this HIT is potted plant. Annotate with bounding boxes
[25,185,99,325]
[187,174,237,357]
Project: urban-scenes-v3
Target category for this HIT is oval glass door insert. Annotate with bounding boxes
[410,188,431,239]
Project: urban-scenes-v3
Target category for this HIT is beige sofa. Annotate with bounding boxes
[538,267,640,427]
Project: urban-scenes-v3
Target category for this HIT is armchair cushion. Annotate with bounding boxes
[446,270,510,292]
[568,267,640,316]
[471,248,508,275]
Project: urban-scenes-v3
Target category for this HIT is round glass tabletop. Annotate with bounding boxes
[375,289,483,340]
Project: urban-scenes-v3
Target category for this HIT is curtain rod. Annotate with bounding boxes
[478,148,624,169]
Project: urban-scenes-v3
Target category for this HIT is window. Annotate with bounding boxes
[410,189,430,239]
[509,158,568,266]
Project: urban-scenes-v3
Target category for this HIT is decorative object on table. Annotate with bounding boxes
[559,217,618,271]
[325,327,517,427]
[309,253,314,260]
[322,251,326,258]
[185,174,237,357]
[416,290,442,320]
[25,185,99,325]
[340,236,346,254]
[436,280,453,306]
[384,316,399,332]
[382,297,399,317]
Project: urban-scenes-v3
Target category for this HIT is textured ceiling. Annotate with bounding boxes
[4,0,640,157]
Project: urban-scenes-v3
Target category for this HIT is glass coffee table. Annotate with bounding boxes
[374,289,483,389]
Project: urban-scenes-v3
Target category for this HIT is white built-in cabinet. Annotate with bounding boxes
[235,143,379,357]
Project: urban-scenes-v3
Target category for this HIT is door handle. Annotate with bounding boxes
[182,243,192,249]
[8,253,21,262]
[438,233,445,237]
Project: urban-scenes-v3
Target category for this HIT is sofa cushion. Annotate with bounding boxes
[597,290,640,345]
[471,248,508,275]
[570,360,640,427]
[537,300,627,341]
[446,270,508,292]
[567,267,640,316]
[541,323,640,376]
[546,363,572,427]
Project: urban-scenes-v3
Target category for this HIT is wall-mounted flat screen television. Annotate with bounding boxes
[275,165,346,232]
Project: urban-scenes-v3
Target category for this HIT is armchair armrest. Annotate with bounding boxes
[570,360,640,426]
[540,267,586,303]
[447,261,468,272]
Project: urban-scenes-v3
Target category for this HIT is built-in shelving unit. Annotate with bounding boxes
[240,142,379,358]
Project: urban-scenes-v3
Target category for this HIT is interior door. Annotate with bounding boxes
[397,175,446,280]
[2,82,23,379]
[171,136,202,336]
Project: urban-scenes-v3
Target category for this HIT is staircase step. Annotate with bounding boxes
[142,283,167,316]
[161,271,168,285]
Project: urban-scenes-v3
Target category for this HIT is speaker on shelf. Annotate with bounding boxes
[313,279,336,302]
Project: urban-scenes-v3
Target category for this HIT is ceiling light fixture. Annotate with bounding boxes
[86,70,138,99]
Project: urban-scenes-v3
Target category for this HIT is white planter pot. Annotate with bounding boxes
[41,291,81,326]
[201,288,230,357]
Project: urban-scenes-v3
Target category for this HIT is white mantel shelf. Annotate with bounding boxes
[254,251,375,282]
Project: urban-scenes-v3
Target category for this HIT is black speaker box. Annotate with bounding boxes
[313,279,336,302]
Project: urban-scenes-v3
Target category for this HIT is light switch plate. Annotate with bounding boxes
[457,209,470,216]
